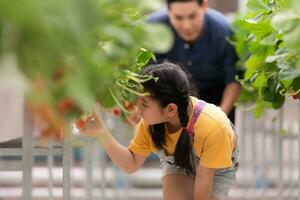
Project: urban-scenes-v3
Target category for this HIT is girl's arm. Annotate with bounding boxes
[194,164,216,200]
[78,113,147,173]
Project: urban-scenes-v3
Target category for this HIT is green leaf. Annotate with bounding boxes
[292,77,300,91]
[283,25,300,51]
[261,76,278,102]
[135,48,155,67]
[278,68,300,80]
[65,77,95,112]
[99,89,116,108]
[123,8,142,20]
[252,73,267,89]
[103,25,134,46]
[137,0,164,13]
[272,11,300,33]
[245,13,265,24]
[247,0,271,12]
[247,18,273,39]
[100,41,127,58]
[272,91,285,109]
[144,23,174,53]
[245,55,266,71]
[260,32,277,45]
[249,41,275,57]
[272,10,300,51]
[253,98,269,118]
[265,52,289,63]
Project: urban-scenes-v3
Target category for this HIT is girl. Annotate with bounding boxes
[79,63,239,200]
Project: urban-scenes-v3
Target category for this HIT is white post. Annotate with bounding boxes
[63,133,71,200]
[238,0,247,12]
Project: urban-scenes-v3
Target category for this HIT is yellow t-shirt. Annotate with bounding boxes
[127,97,235,169]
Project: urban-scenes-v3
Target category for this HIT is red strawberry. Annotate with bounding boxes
[58,98,75,114]
[292,94,298,100]
[75,119,86,129]
[291,91,298,100]
[53,128,63,141]
[112,108,121,116]
[124,101,135,111]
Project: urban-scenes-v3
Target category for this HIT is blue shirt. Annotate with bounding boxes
[148,8,239,92]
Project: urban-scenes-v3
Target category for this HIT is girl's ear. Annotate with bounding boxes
[165,103,178,117]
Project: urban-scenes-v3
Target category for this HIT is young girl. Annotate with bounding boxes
[79,63,239,200]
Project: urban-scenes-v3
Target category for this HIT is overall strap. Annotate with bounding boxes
[187,100,206,142]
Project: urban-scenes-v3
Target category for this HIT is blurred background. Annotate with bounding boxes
[1,0,300,199]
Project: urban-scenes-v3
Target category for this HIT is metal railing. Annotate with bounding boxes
[234,99,300,200]
[0,99,299,199]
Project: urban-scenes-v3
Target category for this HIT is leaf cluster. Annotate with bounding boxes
[232,0,300,118]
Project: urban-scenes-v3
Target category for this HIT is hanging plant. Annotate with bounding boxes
[0,0,173,140]
[232,0,300,118]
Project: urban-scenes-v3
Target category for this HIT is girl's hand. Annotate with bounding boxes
[76,112,108,138]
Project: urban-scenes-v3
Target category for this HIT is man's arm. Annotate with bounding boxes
[194,164,216,200]
[220,82,241,115]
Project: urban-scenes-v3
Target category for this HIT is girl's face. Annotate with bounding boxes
[137,96,167,125]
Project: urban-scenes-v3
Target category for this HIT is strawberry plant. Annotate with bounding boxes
[0,0,172,140]
[232,0,300,118]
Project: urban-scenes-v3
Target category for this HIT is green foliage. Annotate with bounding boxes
[0,0,171,120]
[232,0,300,118]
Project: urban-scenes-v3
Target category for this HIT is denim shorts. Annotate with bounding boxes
[156,147,239,199]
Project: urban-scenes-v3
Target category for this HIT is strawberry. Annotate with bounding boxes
[124,101,135,111]
[112,107,121,116]
[53,127,63,141]
[58,98,75,114]
[75,118,86,129]
[52,68,65,82]
[291,90,298,100]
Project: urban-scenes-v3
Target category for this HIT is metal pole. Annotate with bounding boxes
[48,139,54,200]
[277,109,283,200]
[63,131,71,200]
[99,147,107,200]
[298,103,300,199]
[261,114,267,199]
[23,110,33,200]
[84,140,93,200]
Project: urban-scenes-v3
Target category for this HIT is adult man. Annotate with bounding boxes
[148,0,241,123]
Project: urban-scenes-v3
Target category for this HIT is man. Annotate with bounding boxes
[148,0,241,123]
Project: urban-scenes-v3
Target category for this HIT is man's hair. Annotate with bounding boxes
[166,0,203,6]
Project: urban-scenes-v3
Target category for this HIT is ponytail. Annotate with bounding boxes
[140,63,196,175]
[174,100,196,175]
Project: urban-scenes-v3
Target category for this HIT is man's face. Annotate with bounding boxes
[168,1,206,42]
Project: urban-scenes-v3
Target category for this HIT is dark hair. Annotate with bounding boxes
[140,63,196,175]
[167,0,203,7]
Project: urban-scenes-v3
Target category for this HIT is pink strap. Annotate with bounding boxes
[187,100,206,141]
